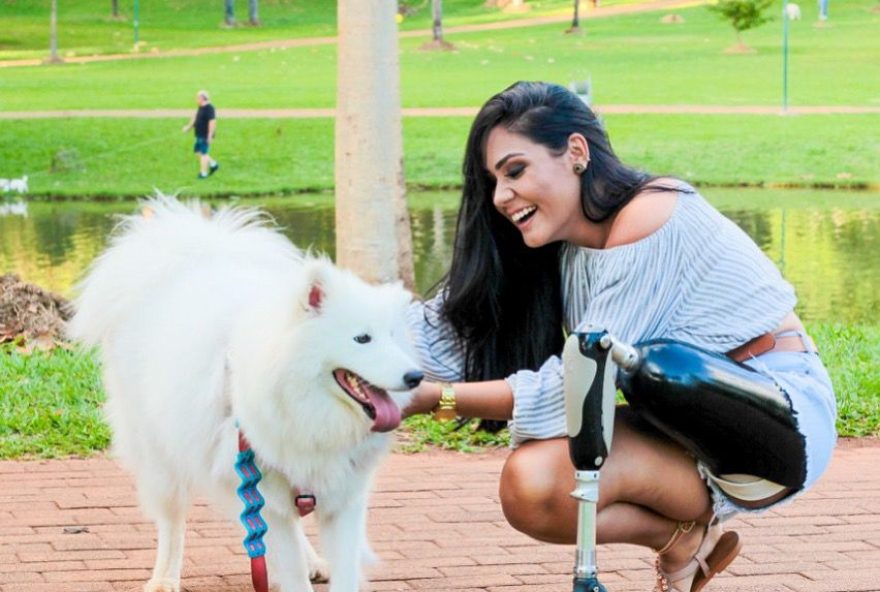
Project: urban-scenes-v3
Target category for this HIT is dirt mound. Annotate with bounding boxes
[0,274,71,349]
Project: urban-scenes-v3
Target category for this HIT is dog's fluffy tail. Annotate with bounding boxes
[67,194,301,346]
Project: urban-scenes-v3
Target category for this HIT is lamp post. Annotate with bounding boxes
[133,0,140,48]
[49,0,62,63]
[782,0,790,112]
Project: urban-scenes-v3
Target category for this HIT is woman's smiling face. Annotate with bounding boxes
[485,125,591,248]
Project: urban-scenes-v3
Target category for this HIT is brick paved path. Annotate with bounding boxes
[1,440,879,592]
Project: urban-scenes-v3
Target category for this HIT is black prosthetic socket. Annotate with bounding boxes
[617,339,807,489]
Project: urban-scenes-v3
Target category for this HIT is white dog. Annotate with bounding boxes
[8,175,28,193]
[68,197,422,592]
[0,179,9,192]
[785,2,802,20]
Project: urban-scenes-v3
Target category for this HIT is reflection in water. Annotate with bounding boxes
[1,191,879,325]
[0,201,28,217]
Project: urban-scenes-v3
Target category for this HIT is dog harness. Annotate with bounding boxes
[236,430,318,592]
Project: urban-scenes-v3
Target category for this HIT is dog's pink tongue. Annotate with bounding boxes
[370,391,401,433]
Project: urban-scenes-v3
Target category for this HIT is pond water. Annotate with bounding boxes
[1,188,878,325]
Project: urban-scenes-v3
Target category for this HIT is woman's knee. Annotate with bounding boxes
[500,440,576,542]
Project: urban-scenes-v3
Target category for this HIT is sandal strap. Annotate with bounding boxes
[653,521,699,592]
[655,520,696,555]
[695,553,711,575]
[654,554,701,592]
[691,521,724,577]
[659,554,701,582]
[654,522,734,592]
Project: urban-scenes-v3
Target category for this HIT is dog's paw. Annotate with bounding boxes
[361,545,378,567]
[143,578,180,592]
[308,556,330,583]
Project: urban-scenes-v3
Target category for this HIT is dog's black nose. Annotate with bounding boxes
[403,371,424,389]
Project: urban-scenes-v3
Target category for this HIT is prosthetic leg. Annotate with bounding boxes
[564,329,807,515]
[562,330,620,592]
[563,330,808,590]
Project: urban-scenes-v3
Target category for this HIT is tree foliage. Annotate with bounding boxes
[707,0,773,33]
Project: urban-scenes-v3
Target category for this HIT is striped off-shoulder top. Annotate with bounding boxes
[406,188,796,446]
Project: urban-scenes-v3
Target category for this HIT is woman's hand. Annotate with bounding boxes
[402,380,441,419]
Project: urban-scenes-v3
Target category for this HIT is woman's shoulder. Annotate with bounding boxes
[604,177,686,249]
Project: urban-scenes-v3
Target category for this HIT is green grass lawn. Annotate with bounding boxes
[1,1,876,194]
[0,344,109,458]
[0,112,875,198]
[399,2,880,108]
[2,320,877,459]
[0,0,340,60]
[0,0,646,60]
[811,323,880,438]
[2,1,878,111]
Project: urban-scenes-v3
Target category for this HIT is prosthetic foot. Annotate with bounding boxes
[562,329,621,592]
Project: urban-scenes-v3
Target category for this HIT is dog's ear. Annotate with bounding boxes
[308,283,323,312]
[302,261,329,314]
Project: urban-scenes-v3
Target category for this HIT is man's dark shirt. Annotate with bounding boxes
[194,103,216,138]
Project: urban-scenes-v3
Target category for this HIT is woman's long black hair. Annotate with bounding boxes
[438,81,667,427]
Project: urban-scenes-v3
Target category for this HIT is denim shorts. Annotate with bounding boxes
[703,350,837,520]
[193,137,210,154]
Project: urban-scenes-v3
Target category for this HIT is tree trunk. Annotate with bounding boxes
[566,0,583,33]
[422,0,454,50]
[248,0,260,25]
[336,0,414,289]
[111,0,119,18]
[432,0,443,43]
[48,0,63,63]
[224,0,235,26]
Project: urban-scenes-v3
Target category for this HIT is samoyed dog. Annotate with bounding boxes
[68,197,422,592]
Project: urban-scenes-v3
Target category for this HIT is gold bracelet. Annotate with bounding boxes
[433,382,457,422]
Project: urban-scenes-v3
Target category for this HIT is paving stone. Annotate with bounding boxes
[1,441,878,591]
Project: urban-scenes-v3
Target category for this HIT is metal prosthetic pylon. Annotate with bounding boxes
[563,330,631,592]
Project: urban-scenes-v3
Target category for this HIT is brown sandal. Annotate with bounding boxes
[654,521,742,592]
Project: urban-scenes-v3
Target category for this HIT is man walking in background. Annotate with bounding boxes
[182,90,219,179]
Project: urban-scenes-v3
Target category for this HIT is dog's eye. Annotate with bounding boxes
[354,334,372,344]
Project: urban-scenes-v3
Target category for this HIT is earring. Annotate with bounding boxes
[573,161,588,175]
